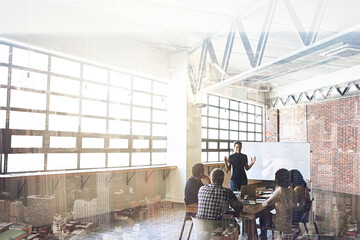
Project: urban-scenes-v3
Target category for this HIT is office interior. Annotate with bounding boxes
[0,0,359,239]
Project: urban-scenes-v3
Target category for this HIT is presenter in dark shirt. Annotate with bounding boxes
[224,141,256,191]
[184,163,210,205]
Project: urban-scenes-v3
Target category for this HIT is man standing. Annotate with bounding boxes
[197,168,243,220]
[224,141,256,191]
[184,163,210,205]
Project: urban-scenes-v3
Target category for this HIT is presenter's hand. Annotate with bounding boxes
[251,156,256,164]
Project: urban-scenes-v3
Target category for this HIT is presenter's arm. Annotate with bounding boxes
[224,156,231,171]
[245,156,256,170]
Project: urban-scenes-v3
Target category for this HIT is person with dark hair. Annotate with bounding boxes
[259,168,294,240]
[290,169,311,224]
[196,168,243,220]
[184,163,210,205]
[224,141,256,191]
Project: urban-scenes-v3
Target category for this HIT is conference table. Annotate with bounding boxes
[186,188,274,239]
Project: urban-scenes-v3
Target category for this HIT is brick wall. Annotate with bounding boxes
[266,97,360,195]
[265,107,279,142]
[307,97,360,195]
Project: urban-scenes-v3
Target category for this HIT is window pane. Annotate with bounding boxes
[132,152,150,166]
[0,45,9,63]
[256,133,262,142]
[81,117,106,133]
[133,92,151,107]
[152,124,166,137]
[47,153,77,170]
[256,106,262,115]
[230,131,238,141]
[240,103,247,112]
[133,139,149,149]
[209,142,217,149]
[80,153,105,168]
[248,105,255,114]
[248,123,255,132]
[202,141,206,149]
[152,152,166,165]
[219,108,228,119]
[83,65,107,83]
[248,114,255,123]
[10,111,45,130]
[256,124,262,132]
[153,96,167,109]
[0,110,6,128]
[51,57,80,78]
[153,140,166,149]
[109,88,131,104]
[240,122,247,131]
[0,88,7,107]
[82,100,107,117]
[208,129,218,139]
[201,152,207,162]
[11,135,42,148]
[209,95,218,106]
[83,82,107,100]
[240,132,247,141]
[132,122,150,136]
[133,107,151,121]
[208,107,218,117]
[256,115,262,124]
[108,153,129,167]
[133,77,151,92]
[153,82,167,95]
[8,153,44,172]
[230,121,238,131]
[219,142,228,149]
[220,98,228,108]
[82,138,104,148]
[11,69,47,91]
[220,130,229,140]
[50,95,79,114]
[49,114,78,132]
[110,72,131,88]
[10,90,46,110]
[109,120,130,135]
[208,118,218,128]
[153,110,166,123]
[109,104,130,119]
[230,111,238,120]
[50,76,80,96]
[50,136,76,148]
[202,128,207,138]
[219,119,228,129]
[248,132,255,141]
[109,139,128,148]
[230,100,238,110]
[13,48,48,71]
[0,66,8,85]
[208,152,218,162]
[240,113,247,121]
[202,107,207,116]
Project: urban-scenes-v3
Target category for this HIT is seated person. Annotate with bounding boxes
[290,169,311,223]
[196,168,243,220]
[184,163,210,205]
[260,168,294,240]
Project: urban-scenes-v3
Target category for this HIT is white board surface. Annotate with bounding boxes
[233,142,310,181]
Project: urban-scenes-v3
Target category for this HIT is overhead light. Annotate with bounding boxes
[322,44,360,58]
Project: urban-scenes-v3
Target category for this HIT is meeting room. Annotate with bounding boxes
[0,0,359,239]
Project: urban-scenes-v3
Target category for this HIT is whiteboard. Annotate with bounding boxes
[230,142,310,181]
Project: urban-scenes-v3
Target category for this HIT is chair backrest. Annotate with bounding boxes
[240,185,256,198]
[191,217,223,240]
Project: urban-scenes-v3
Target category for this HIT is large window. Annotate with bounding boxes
[0,39,167,173]
[201,94,263,162]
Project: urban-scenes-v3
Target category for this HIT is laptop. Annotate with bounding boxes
[240,185,256,199]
